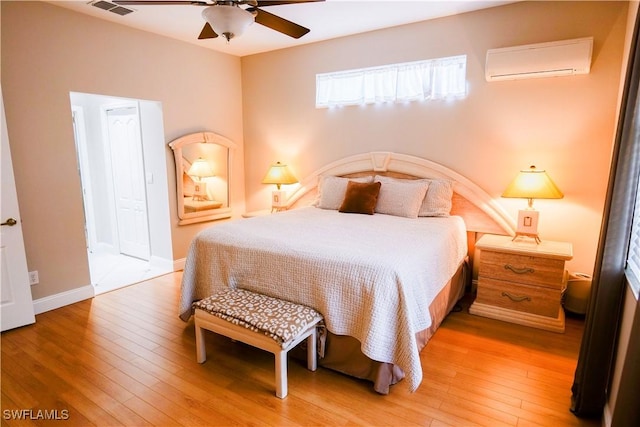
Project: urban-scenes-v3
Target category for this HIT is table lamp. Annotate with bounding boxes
[262,162,298,211]
[187,158,214,201]
[501,165,563,243]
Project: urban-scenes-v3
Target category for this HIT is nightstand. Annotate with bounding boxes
[241,209,272,218]
[469,234,573,333]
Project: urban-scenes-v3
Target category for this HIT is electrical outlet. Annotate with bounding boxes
[28,270,39,285]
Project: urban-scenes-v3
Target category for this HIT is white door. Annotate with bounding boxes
[106,106,150,260]
[1,86,36,331]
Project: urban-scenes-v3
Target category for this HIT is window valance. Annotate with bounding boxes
[316,55,467,108]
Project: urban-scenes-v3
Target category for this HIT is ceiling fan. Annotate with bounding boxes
[113,0,325,42]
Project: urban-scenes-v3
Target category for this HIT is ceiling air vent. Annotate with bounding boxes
[89,1,134,16]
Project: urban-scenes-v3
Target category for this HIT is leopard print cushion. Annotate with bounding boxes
[194,289,323,347]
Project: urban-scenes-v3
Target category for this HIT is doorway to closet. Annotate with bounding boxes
[70,92,173,294]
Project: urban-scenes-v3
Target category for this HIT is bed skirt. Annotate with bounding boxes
[293,259,468,394]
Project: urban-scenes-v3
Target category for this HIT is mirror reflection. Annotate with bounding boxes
[169,131,235,225]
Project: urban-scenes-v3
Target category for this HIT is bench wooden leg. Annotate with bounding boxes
[275,350,288,399]
[195,320,207,364]
[307,327,317,372]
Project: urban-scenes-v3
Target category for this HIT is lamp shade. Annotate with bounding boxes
[502,165,563,206]
[187,158,214,179]
[201,5,255,42]
[262,162,298,189]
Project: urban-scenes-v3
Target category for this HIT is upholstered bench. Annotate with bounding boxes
[193,289,323,398]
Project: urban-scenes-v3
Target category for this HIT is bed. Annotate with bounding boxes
[179,152,515,394]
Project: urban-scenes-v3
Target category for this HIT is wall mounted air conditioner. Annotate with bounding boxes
[485,37,593,81]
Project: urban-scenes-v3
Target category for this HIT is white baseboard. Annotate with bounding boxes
[173,258,186,271]
[32,284,95,315]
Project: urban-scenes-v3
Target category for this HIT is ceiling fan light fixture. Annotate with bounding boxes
[202,5,255,42]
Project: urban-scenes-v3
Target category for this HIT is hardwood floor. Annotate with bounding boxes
[1,272,600,426]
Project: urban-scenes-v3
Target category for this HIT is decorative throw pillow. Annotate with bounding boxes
[419,179,454,217]
[338,181,381,215]
[316,175,374,210]
[374,178,430,218]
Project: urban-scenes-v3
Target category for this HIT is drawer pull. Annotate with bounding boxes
[504,264,535,275]
[501,292,532,302]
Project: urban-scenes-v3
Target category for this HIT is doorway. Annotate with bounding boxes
[70,92,173,294]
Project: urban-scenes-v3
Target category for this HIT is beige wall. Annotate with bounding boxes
[1,1,245,300]
[241,1,628,276]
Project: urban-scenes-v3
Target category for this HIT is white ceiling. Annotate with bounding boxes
[48,0,515,57]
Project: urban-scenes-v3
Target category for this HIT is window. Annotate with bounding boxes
[315,55,467,108]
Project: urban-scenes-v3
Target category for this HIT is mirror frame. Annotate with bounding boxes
[169,131,236,225]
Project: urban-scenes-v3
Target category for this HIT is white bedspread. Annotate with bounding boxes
[179,207,467,391]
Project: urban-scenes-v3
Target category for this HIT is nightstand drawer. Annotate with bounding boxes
[479,250,566,289]
[476,278,562,318]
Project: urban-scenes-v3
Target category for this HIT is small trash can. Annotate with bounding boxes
[564,272,592,315]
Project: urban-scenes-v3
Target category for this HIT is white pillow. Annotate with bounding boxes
[374,177,430,218]
[316,175,374,210]
[419,179,454,217]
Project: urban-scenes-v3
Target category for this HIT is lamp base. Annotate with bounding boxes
[512,232,542,244]
[271,190,287,211]
[515,209,540,244]
[192,181,209,201]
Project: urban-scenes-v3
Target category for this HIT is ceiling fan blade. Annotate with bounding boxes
[256,0,325,6]
[198,22,219,39]
[252,8,310,39]
[114,1,209,5]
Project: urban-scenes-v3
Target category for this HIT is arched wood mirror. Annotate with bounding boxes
[169,131,236,225]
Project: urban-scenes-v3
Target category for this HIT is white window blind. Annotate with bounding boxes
[627,171,640,295]
[315,55,467,108]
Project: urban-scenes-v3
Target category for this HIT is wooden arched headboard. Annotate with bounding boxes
[285,152,516,238]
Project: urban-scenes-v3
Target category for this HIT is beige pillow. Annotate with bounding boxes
[316,175,374,210]
[419,179,454,217]
[374,177,430,218]
[374,175,453,217]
